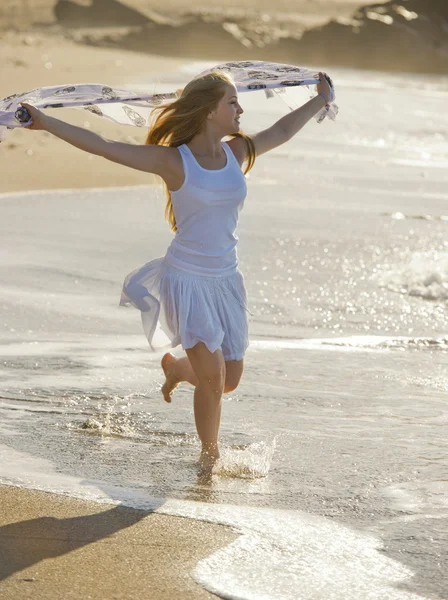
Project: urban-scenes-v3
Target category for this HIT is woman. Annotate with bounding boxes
[20,69,332,473]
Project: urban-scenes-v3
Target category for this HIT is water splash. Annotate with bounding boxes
[78,414,136,437]
[213,438,276,479]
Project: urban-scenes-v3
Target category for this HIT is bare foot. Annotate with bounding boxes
[198,449,219,477]
[161,352,180,403]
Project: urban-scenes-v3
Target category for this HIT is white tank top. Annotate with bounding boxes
[165,141,248,276]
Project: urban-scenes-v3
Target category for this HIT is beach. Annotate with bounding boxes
[0,484,236,600]
[1,1,448,599]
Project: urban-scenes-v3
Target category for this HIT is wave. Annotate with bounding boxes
[251,335,448,352]
[372,251,448,302]
[0,446,422,600]
[384,213,448,222]
[50,0,448,74]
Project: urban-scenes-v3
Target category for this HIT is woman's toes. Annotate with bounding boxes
[161,382,172,403]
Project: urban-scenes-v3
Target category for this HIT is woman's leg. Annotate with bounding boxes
[184,343,225,469]
[161,347,245,472]
[161,352,198,402]
[223,359,244,393]
[161,353,244,401]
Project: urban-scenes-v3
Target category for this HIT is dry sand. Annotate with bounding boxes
[0,484,237,600]
[0,29,186,193]
[0,0,374,31]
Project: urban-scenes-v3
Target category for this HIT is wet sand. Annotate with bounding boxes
[0,483,237,600]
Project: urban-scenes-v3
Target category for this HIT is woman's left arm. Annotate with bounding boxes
[250,72,332,157]
[276,94,327,140]
[250,95,325,157]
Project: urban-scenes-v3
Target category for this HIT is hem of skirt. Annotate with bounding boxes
[223,339,249,361]
[182,332,225,355]
[182,338,249,361]
[222,352,245,361]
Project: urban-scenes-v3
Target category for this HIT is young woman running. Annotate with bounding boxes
[20,69,332,473]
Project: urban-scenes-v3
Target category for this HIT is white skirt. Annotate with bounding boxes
[119,257,249,361]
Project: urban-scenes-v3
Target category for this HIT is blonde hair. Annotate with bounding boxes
[145,71,256,232]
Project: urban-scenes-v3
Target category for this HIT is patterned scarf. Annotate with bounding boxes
[0,60,337,142]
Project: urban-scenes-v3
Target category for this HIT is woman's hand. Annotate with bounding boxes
[316,72,332,104]
[19,102,48,131]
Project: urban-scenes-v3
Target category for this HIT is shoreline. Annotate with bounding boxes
[0,482,237,599]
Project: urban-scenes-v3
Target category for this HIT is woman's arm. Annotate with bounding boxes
[277,71,332,140]
[249,95,325,158]
[275,94,327,140]
[19,102,170,175]
[41,113,110,156]
[247,72,332,157]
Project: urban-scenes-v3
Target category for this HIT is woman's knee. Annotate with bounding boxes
[197,369,225,393]
[186,345,225,392]
[224,360,244,393]
[224,375,239,393]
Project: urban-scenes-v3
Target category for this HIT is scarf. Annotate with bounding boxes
[0,60,337,142]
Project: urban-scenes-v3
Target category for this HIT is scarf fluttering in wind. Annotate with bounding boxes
[0,60,337,142]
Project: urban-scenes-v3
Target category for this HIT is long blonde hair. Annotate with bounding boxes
[145,71,256,232]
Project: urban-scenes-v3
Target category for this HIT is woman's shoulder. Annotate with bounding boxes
[225,137,248,168]
[161,145,185,192]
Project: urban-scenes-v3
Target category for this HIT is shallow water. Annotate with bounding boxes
[1,65,447,599]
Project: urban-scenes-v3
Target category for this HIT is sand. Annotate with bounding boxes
[0,484,237,599]
[0,29,187,193]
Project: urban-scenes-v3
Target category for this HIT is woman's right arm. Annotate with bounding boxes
[20,102,171,176]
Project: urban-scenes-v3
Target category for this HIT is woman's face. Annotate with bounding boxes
[212,84,244,134]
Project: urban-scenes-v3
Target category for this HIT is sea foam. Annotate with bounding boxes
[0,444,424,600]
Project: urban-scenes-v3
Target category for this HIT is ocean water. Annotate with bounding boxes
[1,64,448,599]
